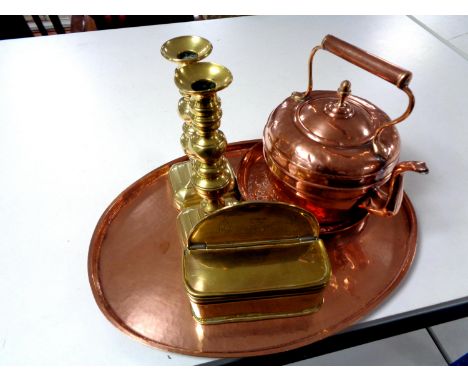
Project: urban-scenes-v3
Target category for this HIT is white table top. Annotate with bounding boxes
[1,15,467,365]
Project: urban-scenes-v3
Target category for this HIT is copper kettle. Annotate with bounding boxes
[263,35,428,231]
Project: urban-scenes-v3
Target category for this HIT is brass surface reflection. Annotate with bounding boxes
[161,36,214,210]
[183,202,330,324]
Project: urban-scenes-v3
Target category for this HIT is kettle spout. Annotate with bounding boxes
[396,161,429,175]
[360,161,429,217]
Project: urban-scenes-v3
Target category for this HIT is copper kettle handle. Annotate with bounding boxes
[305,35,415,133]
[322,35,412,88]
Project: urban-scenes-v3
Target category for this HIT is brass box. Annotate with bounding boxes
[183,202,331,324]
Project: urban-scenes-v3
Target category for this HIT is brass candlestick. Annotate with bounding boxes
[174,61,240,242]
[161,36,213,209]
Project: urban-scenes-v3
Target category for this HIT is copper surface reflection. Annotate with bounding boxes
[238,142,369,235]
[88,140,418,358]
[324,226,371,298]
[262,35,428,229]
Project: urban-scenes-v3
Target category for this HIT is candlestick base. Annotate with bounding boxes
[169,160,240,211]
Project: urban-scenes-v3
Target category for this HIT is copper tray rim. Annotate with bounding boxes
[88,139,418,358]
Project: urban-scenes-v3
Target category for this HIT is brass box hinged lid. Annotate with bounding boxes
[183,202,331,304]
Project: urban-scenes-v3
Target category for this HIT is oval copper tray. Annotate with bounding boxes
[88,139,418,358]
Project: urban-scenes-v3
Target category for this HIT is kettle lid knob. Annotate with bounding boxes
[337,80,352,106]
[324,80,354,119]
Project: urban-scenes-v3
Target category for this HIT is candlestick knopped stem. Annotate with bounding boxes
[175,61,236,213]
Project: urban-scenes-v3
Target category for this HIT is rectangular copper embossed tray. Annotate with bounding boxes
[88,139,418,358]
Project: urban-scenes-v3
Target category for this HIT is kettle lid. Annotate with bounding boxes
[296,80,390,148]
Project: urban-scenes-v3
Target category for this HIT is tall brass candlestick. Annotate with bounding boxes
[174,61,240,241]
[189,88,231,213]
[161,36,213,209]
